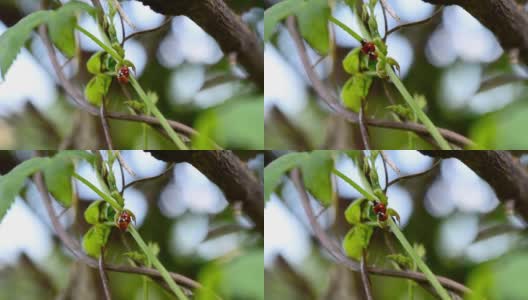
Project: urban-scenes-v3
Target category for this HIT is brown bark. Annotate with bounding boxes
[423,0,528,64]
[420,151,528,219]
[148,151,264,235]
[137,0,264,90]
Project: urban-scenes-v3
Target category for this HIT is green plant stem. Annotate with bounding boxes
[388,218,451,300]
[73,173,121,211]
[128,76,188,150]
[332,169,377,201]
[76,25,122,62]
[385,65,451,150]
[328,16,363,42]
[74,170,188,300]
[76,25,188,150]
[129,226,189,300]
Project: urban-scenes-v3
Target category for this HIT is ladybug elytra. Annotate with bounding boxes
[373,202,386,214]
[117,66,130,84]
[361,40,377,61]
[116,209,136,231]
[377,211,388,222]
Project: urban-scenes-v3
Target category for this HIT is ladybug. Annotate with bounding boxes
[115,209,136,231]
[373,202,386,215]
[377,211,388,222]
[117,66,130,84]
[360,40,377,61]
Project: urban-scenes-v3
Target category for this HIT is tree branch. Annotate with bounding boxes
[137,0,263,90]
[419,150,528,220]
[33,172,203,292]
[98,248,113,300]
[422,0,528,64]
[290,168,471,296]
[286,17,474,149]
[38,26,221,149]
[148,151,264,236]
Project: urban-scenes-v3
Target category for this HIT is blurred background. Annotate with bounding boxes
[265,150,528,299]
[0,150,264,300]
[264,0,528,149]
[0,0,265,149]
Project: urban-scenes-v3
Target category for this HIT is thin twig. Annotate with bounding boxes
[311,55,327,69]
[122,163,175,192]
[386,159,440,189]
[360,250,374,300]
[99,247,113,300]
[100,96,114,150]
[385,6,444,38]
[380,0,400,22]
[476,74,528,94]
[110,0,136,30]
[59,111,82,150]
[381,152,389,193]
[38,26,222,149]
[123,17,173,43]
[381,0,389,38]
[474,224,524,242]
[286,17,474,148]
[119,6,126,44]
[117,152,126,194]
[60,57,74,70]
[33,172,203,292]
[359,99,371,150]
[381,150,401,175]
[290,169,471,296]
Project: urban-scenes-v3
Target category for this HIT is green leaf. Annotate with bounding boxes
[386,253,412,268]
[300,151,334,206]
[386,104,414,120]
[124,251,147,262]
[197,250,264,300]
[376,59,387,78]
[48,1,95,58]
[373,37,387,55]
[48,15,76,57]
[414,93,427,110]
[343,47,361,74]
[296,0,330,54]
[192,97,264,149]
[84,200,107,225]
[264,0,303,41]
[342,224,373,260]
[344,198,366,224]
[0,1,95,77]
[264,152,308,202]
[43,156,74,207]
[53,150,96,165]
[0,157,50,221]
[345,0,357,10]
[87,51,105,74]
[147,242,160,257]
[84,74,112,106]
[341,74,373,112]
[82,224,111,258]
[0,11,53,78]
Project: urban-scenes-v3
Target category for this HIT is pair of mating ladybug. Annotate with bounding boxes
[372,201,388,222]
[115,209,135,231]
[117,66,130,84]
[361,40,378,61]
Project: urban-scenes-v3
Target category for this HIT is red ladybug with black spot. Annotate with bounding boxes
[117,66,130,84]
[115,209,136,231]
